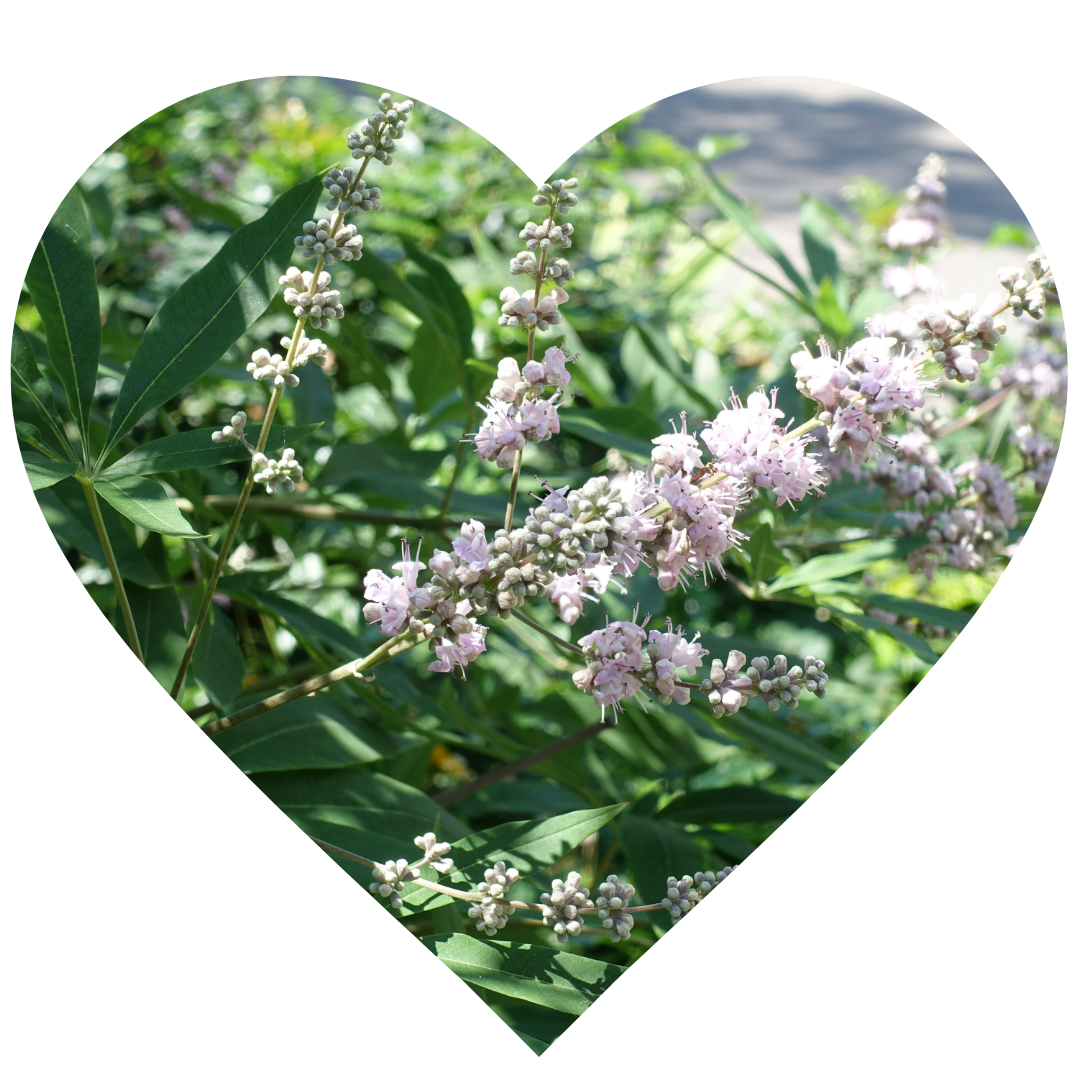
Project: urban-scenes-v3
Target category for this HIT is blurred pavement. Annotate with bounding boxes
[636,77,1033,313]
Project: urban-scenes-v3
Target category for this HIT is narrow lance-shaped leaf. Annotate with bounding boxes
[21,452,80,491]
[93,474,204,538]
[98,423,322,479]
[103,173,324,457]
[23,187,101,446]
[11,324,78,462]
[700,166,815,302]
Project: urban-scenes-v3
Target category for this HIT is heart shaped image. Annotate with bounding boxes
[10,76,1066,1055]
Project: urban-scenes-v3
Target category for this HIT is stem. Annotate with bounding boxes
[187,659,319,721]
[504,449,524,531]
[78,476,144,664]
[202,629,423,736]
[509,609,585,656]
[935,384,1017,438]
[169,382,287,699]
[433,722,608,807]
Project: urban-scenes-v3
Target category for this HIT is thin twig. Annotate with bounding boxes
[201,629,424,736]
[187,659,319,720]
[433,722,609,807]
[509,609,585,656]
[78,476,143,663]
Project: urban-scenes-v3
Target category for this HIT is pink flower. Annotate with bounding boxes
[452,520,490,571]
[473,399,526,468]
[652,413,704,476]
[497,287,570,330]
[790,343,851,410]
[550,574,585,624]
[646,623,708,705]
[429,619,488,677]
[541,346,572,385]
[362,543,425,636]
[573,618,649,717]
[491,357,523,402]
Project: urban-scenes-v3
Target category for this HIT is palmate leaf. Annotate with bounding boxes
[23,187,101,443]
[103,172,324,457]
[93,474,203,538]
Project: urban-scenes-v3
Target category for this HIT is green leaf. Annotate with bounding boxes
[742,522,789,591]
[618,813,705,905]
[316,441,445,489]
[701,167,814,301]
[657,785,803,824]
[213,694,399,772]
[468,985,575,1049]
[409,318,461,413]
[21,452,79,490]
[216,587,363,659]
[421,934,625,1016]
[812,277,852,342]
[706,707,839,781]
[558,407,656,461]
[403,240,474,362]
[816,582,971,633]
[11,324,78,461]
[191,603,245,707]
[826,607,939,665]
[93,474,204,538]
[800,195,842,287]
[99,423,321,479]
[289,362,337,429]
[513,1031,551,1057]
[37,478,166,586]
[77,180,115,240]
[449,805,627,885]
[23,186,101,442]
[104,172,323,456]
[765,535,928,593]
[109,582,187,691]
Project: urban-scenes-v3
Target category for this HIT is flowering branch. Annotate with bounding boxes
[170,94,415,700]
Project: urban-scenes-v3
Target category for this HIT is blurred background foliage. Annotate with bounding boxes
[13,76,1064,1051]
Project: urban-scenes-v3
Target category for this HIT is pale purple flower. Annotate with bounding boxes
[790,343,851,410]
[497,286,570,330]
[646,623,708,705]
[491,357,523,402]
[881,262,942,300]
[827,403,884,465]
[573,618,649,717]
[541,346,573,385]
[473,399,526,468]
[363,544,425,636]
[429,620,488,677]
[651,413,705,476]
[452,520,490,572]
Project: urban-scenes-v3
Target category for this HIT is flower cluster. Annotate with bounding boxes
[347,92,414,166]
[472,347,571,468]
[594,876,636,942]
[992,320,1067,409]
[294,218,364,266]
[701,392,826,505]
[368,832,453,911]
[1011,425,1057,492]
[362,537,491,677]
[251,448,303,495]
[572,616,650,719]
[497,177,579,331]
[642,621,708,705]
[211,411,250,445]
[662,868,736,924]
[885,153,948,252]
[792,335,937,463]
[870,429,957,510]
[279,266,344,331]
[468,862,520,937]
[540,871,591,944]
[699,650,828,717]
[900,457,1019,578]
